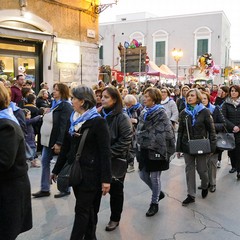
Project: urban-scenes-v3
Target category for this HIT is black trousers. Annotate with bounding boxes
[109,176,125,222]
[70,187,102,240]
[228,144,240,171]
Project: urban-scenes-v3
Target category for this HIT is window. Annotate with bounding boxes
[129,32,144,46]
[155,41,165,66]
[99,45,103,60]
[197,39,208,57]
[152,30,168,65]
[194,27,212,64]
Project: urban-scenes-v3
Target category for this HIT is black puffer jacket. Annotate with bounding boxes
[101,110,133,159]
[176,108,216,154]
[222,97,240,144]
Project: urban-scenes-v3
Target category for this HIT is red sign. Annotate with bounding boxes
[146,56,150,64]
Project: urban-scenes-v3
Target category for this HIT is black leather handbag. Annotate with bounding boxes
[216,131,235,151]
[57,129,89,192]
[186,117,211,155]
[111,157,127,179]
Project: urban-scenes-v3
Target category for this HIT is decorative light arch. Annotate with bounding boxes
[129,31,145,46]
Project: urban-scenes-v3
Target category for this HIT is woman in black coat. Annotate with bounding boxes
[0,84,32,239]
[202,91,226,192]
[100,87,133,232]
[176,88,216,206]
[222,85,240,179]
[32,83,73,198]
[51,86,112,240]
[137,87,175,217]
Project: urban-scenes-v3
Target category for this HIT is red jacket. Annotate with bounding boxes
[11,85,22,105]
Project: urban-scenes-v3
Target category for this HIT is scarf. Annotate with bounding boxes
[232,97,240,108]
[0,107,19,125]
[69,107,100,135]
[161,97,170,105]
[144,104,164,121]
[9,101,20,112]
[206,103,216,114]
[127,102,142,118]
[185,103,205,126]
[102,108,114,119]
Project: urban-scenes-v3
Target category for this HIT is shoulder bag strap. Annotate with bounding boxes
[185,116,191,141]
[76,128,89,161]
[216,105,228,133]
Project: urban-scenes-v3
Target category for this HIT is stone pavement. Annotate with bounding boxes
[17,152,240,240]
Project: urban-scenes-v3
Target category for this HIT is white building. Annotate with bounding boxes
[100,11,231,84]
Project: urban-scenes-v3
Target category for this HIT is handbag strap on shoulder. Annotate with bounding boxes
[216,105,228,133]
[185,116,191,141]
[76,128,89,161]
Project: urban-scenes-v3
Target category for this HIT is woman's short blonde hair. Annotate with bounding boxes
[0,84,10,110]
[186,88,203,104]
[37,89,48,98]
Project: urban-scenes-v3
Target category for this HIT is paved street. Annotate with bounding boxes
[17,151,240,240]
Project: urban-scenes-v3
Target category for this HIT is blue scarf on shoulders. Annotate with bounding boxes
[206,103,216,114]
[185,103,205,126]
[69,107,100,135]
[127,102,142,118]
[144,104,164,121]
[51,99,72,111]
[0,107,19,125]
[9,101,20,112]
[102,108,114,119]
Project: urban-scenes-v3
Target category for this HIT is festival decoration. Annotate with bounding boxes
[198,53,220,77]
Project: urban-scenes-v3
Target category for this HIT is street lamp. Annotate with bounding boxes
[172,48,183,85]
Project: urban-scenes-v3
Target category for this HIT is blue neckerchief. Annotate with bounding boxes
[219,101,225,108]
[127,102,142,118]
[0,107,19,125]
[9,101,20,112]
[51,99,71,111]
[144,104,164,121]
[207,103,216,114]
[69,107,100,136]
[185,103,205,126]
[102,108,114,119]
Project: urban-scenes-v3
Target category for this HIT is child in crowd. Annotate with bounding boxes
[22,108,42,168]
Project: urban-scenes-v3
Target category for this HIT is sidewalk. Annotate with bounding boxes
[17,152,240,240]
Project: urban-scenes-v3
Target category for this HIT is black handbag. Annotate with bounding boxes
[111,157,127,179]
[57,129,89,192]
[216,128,235,151]
[148,149,166,161]
[186,117,211,155]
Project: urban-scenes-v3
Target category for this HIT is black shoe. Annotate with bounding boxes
[32,190,50,198]
[202,188,208,198]
[54,191,70,198]
[229,168,237,173]
[158,191,165,201]
[198,185,202,190]
[146,203,159,217]
[209,185,216,192]
[182,195,195,206]
[105,221,119,231]
[237,172,240,180]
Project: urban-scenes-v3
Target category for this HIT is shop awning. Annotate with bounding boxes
[0,25,55,41]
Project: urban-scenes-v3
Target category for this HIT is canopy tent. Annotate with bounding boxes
[133,61,176,79]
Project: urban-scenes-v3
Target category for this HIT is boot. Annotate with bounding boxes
[146,203,158,217]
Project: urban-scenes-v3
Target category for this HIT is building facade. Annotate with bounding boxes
[100,11,231,84]
[0,0,100,91]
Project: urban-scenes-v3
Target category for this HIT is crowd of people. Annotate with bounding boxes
[1,75,240,240]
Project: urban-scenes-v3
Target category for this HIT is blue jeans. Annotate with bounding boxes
[139,168,162,204]
[41,146,53,191]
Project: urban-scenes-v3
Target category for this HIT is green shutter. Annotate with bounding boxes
[197,39,208,57]
[99,46,103,60]
[155,41,165,65]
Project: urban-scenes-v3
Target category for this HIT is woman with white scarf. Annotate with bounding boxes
[222,85,240,179]
[160,87,179,128]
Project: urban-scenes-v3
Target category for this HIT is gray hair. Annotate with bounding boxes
[124,94,137,105]
[71,85,96,110]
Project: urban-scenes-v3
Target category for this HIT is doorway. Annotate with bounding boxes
[0,37,42,92]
